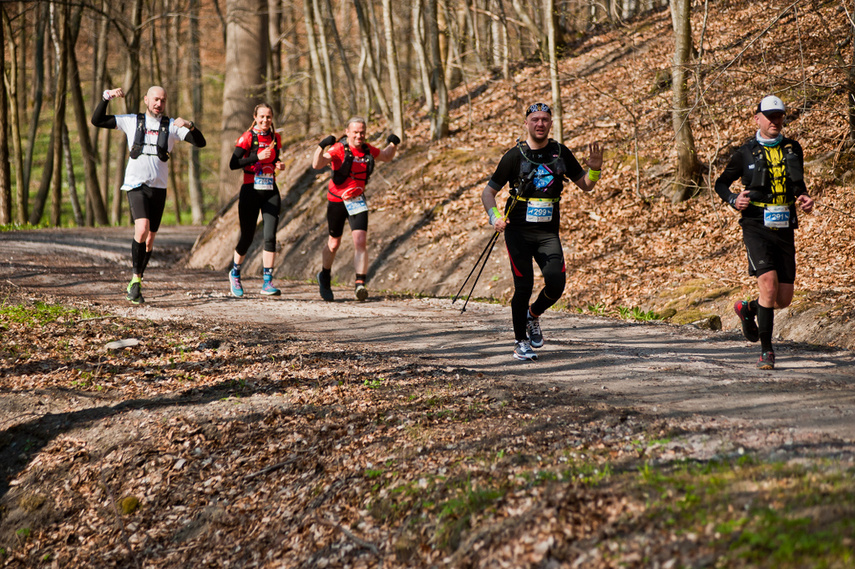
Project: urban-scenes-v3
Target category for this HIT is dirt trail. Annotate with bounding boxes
[2,227,854,440]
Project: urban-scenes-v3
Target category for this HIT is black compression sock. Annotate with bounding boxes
[355,273,367,285]
[756,304,774,352]
[131,240,146,275]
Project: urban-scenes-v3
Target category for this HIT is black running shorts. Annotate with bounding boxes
[126,184,168,232]
[740,219,796,283]
[327,200,368,238]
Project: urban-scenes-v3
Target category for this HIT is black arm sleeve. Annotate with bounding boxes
[228,146,258,171]
[714,148,745,207]
[91,98,117,129]
[183,127,207,148]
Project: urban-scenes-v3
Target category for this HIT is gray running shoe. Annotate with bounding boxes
[513,339,538,361]
[526,313,544,348]
[317,270,334,301]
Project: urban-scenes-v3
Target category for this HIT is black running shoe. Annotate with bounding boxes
[526,313,544,348]
[757,351,775,370]
[317,270,334,301]
[734,300,759,342]
[126,279,144,305]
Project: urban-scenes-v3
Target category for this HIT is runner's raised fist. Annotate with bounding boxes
[319,135,336,149]
[386,134,401,145]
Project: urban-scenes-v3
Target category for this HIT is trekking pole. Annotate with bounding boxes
[818,202,855,220]
[451,231,500,305]
[456,232,501,313]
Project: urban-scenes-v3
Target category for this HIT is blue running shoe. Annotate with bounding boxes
[261,280,281,296]
[229,269,244,298]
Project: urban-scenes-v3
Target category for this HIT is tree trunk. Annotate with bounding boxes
[323,0,358,116]
[23,2,47,201]
[382,0,404,139]
[188,0,204,224]
[510,0,547,57]
[303,0,333,130]
[266,0,281,116]
[546,0,563,144]
[2,8,26,224]
[49,2,68,227]
[312,0,340,125]
[425,0,449,139]
[220,0,267,204]
[66,9,109,225]
[0,11,10,225]
[849,0,855,140]
[669,0,700,203]
[62,123,84,226]
[353,0,391,121]
[412,0,434,113]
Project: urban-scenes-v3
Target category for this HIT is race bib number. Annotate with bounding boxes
[763,205,790,228]
[525,199,554,223]
[344,195,369,216]
[254,173,274,190]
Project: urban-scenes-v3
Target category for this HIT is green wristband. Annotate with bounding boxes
[587,169,601,182]
[488,206,501,225]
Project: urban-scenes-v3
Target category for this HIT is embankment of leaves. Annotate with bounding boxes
[1,295,854,568]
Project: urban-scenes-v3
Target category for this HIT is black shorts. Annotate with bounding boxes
[740,219,796,283]
[126,184,167,232]
[327,200,368,238]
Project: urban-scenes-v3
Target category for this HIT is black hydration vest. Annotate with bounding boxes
[243,130,279,172]
[332,138,375,186]
[129,114,170,162]
[512,140,567,199]
[745,138,804,204]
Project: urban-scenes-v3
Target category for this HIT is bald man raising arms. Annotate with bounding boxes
[92,86,206,304]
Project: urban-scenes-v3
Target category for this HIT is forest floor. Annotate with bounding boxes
[1,227,854,568]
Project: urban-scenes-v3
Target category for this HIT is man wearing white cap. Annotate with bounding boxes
[714,95,814,370]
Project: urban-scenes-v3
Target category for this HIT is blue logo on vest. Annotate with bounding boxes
[533,164,554,190]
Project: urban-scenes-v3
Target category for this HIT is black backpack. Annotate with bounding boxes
[332,138,374,185]
[129,113,170,162]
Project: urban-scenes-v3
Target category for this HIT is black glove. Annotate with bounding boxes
[386,134,401,145]
[319,135,336,149]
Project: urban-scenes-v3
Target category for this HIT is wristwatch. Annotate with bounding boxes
[186,121,195,130]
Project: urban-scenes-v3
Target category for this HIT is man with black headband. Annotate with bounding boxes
[482,102,603,361]
[715,95,814,370]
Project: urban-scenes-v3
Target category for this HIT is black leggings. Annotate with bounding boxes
[235,184,281,255]
[504,228,566,341]
[327,200,368,238]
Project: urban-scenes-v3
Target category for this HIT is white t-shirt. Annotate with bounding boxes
[114,113,190,191]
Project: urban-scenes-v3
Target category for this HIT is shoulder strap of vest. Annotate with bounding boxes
[156,116,170,162]
[129,113,146,159]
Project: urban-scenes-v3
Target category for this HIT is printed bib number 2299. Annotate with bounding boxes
[525,199,554,223]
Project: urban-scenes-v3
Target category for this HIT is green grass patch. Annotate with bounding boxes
[0,300,99,325]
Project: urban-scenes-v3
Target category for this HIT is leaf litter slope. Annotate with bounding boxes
[2,225,855,569]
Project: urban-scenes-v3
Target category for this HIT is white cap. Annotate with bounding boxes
[757,95,785,116]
